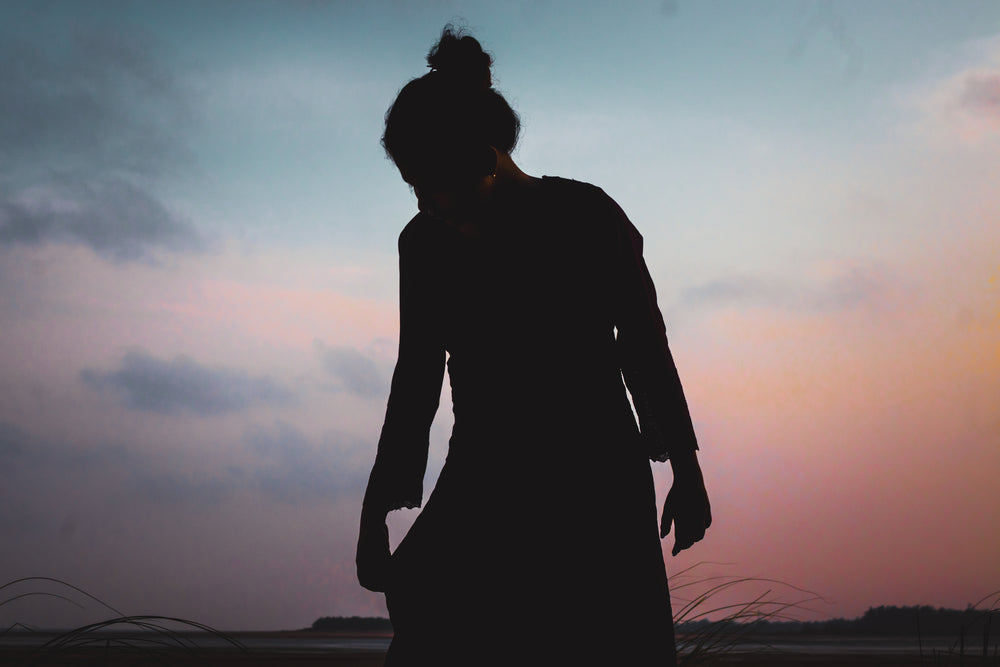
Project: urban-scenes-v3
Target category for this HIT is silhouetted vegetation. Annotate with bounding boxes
[675,604,999,637]
[1,577,249,664]
[306,605,995,637]
[304,600,1000,644]
[307,616,392,633]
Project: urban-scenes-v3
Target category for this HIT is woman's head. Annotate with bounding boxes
[382,26,520,203]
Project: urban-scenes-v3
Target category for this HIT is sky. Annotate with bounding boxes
[1,0,998,632]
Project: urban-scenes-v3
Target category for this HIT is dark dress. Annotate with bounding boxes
[363,177,699,666]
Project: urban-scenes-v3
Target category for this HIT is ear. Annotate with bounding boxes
[478,145,499,178]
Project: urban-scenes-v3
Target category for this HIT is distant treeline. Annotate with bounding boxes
[308,616,393,633]
[310,605,996,637]
[677,605,999,636]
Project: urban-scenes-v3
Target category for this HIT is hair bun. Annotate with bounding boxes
[426,27,492,90]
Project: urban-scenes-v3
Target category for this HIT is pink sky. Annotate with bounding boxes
[1,3,998,632]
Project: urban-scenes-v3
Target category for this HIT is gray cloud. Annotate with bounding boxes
[959,72,1000,118]
[0,25,204,261]
[0,420,138,534]
[0,420,130,471]
[246,421,369,504]
[127,468,234,506]
[682,262,906,314]
[118,420,371,506]
[1,416,366,516]
[682,280,759,306]
[315,341,387,397]
[0,421,27,471]
[0,26,190,174]
[81,349,295,416]
[0,177,204,261]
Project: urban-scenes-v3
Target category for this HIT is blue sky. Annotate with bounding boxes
[2,0,999,631]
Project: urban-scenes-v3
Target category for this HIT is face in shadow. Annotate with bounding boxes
[397,147,497,224]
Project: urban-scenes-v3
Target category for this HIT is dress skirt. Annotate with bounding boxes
[384,420,677,666]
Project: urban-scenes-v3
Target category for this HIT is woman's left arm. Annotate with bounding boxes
[607,195,711,556]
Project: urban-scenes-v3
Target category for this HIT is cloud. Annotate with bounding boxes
[0,24,204,260]
[0,177,204,261]
[0,420,140,533]
[942,66,1000,141]
[0,421,27,467]
[682,261,907,315]
[660,0,679,18]
[245,421,370,504]
[958,72,1000,118]
[315,341,387,397]
[0,25,191,174]
[901,38,1000,144]
[787,0,863,78]
[127,468,234,506]
[81,349,295,416]
[0,420,131,471]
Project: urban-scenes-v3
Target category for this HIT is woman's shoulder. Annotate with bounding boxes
[540,176,631,237]
[398,212,445,253]
[542,176,627,217]
[542,175,609,200]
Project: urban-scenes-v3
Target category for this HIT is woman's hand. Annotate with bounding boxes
[660,450,712,556]
[356,506,391,592]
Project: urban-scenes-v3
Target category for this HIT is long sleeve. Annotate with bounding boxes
[610,198,699,462]
[362,224,446,512]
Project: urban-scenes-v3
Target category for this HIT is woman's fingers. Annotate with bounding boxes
[661,480,711,556]
[660,490,675,538]
[671,510,708,556]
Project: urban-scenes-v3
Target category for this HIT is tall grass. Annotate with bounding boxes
[6,572,997,664]
[0,576,248,665]
[922,590,1000,666]
[6,568,824,664]
[668,561,827,665]
[668,567,1000,666]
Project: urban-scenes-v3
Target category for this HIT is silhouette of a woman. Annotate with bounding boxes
[357,27,711,666]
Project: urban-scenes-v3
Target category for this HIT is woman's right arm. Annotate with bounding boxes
[363,225,446,515]
[358,225,446,592]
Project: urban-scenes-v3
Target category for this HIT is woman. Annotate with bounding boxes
[357,27,711,666]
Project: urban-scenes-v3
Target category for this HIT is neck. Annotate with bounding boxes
[494,151,535,186]
[487,153,539,213]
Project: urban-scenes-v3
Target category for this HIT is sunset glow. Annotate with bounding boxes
[1,0,998,631]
